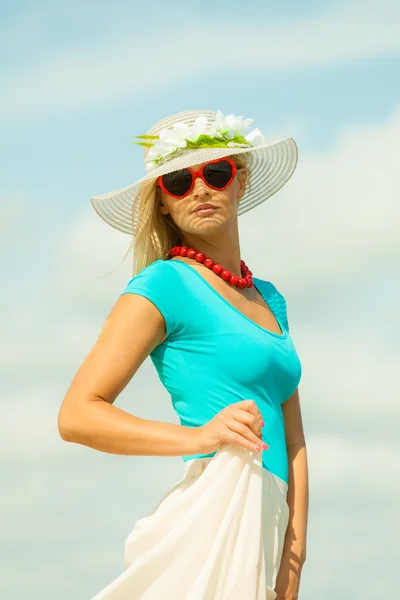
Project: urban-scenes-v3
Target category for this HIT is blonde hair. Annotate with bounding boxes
[102,154,251,278]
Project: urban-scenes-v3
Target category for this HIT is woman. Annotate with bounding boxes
[58,109,309,600]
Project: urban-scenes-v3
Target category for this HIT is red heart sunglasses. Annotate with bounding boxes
[157,157,237,199]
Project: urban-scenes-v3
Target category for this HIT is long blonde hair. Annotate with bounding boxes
[103,154,251,278]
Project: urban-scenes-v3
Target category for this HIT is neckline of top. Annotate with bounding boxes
[165,259,288,340]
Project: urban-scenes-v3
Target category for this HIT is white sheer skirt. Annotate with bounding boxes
[91,443,289,600]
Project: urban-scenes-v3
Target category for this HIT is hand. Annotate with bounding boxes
[195,399,268,455]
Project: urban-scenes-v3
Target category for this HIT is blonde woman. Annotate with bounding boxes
[58,110,309,600]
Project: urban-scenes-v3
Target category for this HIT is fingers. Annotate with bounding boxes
[226,415,268,454]
[239,399,263,423]
[240,411,263,438]
[237,400,263,434]
[228,399,268,453]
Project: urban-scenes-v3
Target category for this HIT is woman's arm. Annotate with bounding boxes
[275,440,308,599]
[282,441,309,568]
[57,293,200,456]
[279,388,309,574]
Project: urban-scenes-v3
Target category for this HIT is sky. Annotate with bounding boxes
[1,1,399,598]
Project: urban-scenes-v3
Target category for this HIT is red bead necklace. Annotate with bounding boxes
[168,245,253,288]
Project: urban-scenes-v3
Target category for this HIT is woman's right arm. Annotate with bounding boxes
[58,290,266,457]
[57,293,200,457]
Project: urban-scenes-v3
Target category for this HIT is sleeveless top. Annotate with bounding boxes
[120,259,302,485]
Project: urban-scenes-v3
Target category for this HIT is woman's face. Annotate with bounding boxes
[158,160,247,237]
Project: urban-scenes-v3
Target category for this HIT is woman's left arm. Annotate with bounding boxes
[275,387,309,600]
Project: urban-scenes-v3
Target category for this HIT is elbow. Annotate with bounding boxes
[57,413,76,442]
[57,403,84,443]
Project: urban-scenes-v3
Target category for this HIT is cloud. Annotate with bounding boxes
[1,0,399,129]
[239,104,400,294]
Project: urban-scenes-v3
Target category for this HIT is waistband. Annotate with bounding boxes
[183,444,288,497]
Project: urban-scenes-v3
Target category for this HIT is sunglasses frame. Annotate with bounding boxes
[157,156,237,199]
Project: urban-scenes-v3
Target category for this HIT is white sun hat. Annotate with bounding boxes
[90,109,299,236]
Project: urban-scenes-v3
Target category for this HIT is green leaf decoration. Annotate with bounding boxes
[138,128,254,168]
[130,141,154,147]
[232,134,251,145]
[133,134,160,140]
[183,133,252,151]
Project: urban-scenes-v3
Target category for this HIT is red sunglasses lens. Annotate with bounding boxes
[203,160,234,189]
[161,159,234,197]
[161,169,192,197]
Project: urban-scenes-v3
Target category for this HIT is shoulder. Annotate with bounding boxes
[253,277,290,332]
[124,259,181,290]
[120,260,187,340]
[133,258,175,278]
[253,276,287,304]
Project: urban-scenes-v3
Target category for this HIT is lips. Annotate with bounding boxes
[192,203,218,213]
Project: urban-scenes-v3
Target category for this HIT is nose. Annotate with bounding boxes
[192,174,211,198]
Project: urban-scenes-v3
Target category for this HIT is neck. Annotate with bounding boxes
[178,224,243,278]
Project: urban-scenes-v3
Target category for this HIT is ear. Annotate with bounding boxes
[236,169,247,200]
[159,202,170,216]
[158,186,170,215]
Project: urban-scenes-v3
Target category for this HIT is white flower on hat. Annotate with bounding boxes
[209,110,254,137]
[146,116,209,169]
[245,127,267,145]
[132,111,266,172]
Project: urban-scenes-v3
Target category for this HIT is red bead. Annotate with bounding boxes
[168,247,253,289]
[221,270,231,280]
[212,264,223,275]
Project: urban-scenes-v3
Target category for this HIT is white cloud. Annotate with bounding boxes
[0,0,399,128]
[239,104,400,293]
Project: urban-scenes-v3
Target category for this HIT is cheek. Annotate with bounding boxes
[224,179,240,203]
[160,191,174,213]
[161,193,186,221]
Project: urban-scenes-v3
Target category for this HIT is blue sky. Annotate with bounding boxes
[1,1,399,598]
[2,0,400,284]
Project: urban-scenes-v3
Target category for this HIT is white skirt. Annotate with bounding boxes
[91,443,289,600]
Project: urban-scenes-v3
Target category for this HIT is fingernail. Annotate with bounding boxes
[260,419,265,427]
[262,443,269,449]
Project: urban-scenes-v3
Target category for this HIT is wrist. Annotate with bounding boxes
[281,544,307,571]
[184,424,204,455]
[192,424,208,454]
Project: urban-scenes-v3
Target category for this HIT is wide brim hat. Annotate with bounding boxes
[90,109,298,236]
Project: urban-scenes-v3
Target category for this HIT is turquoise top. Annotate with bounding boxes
[120,259,302,485]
